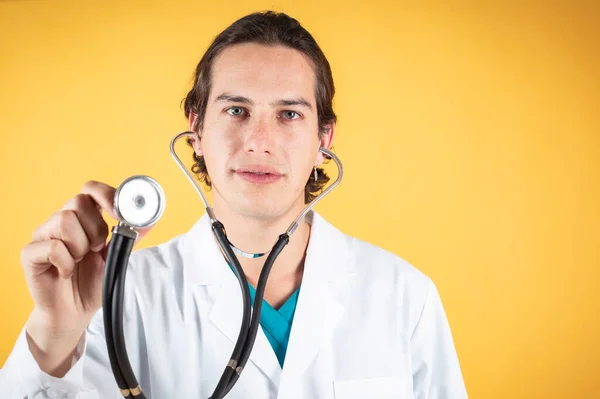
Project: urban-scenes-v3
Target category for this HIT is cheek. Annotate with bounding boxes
[302,133,321,160]
[201,132,239,174]
[203,138,226,169]
[289,139,319,176]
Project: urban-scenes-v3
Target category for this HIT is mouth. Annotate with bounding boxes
[234,166,283,184]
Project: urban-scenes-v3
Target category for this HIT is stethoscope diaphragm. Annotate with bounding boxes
[113,175,165,229]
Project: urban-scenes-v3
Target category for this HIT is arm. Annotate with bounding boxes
[410,279,468,399]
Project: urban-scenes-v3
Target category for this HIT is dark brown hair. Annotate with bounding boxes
[182,11,336,203]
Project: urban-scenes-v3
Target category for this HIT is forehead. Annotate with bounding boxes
[209,43,316,103]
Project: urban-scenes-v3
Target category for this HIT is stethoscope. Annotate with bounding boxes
[102,130,343,398]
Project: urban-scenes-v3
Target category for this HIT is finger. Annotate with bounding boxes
[32,210,91,261]
[21,240,76,279]
[81,180,156,245]
[60,193,109,253]
[80,180,118,220]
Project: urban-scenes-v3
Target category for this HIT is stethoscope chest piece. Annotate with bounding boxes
[113,175,166,229]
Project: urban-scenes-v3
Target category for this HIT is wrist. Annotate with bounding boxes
[25,308,86,377]
[26,308,86,351]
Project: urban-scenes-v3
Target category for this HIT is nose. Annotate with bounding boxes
[243,114,276,155]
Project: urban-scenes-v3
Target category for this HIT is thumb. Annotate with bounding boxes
[83,179,162,253]
[80,180,119,221]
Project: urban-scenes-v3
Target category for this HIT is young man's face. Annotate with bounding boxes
[190,43,334,220]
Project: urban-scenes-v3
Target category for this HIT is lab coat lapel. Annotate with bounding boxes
[281,212,356,378]
[184,214,282,385]
[207,282,282,383]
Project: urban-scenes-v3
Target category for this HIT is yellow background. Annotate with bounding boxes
[1,1,598,398]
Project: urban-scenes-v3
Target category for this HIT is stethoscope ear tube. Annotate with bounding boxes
[103,226,147,398]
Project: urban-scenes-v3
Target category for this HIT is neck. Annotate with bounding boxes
[211,200,311,281]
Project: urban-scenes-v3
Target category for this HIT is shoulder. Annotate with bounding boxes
[322,217,436,335]
[327,223,441,340]
[129,233,186,270]
[122,229,189,296]
[312,211,433,298]
[345,234,433,301]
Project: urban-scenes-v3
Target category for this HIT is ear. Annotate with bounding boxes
[188,112,203,157]
[315,123,336,167]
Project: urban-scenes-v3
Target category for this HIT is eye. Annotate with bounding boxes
[226,107,247,117]
[281,110,301,120]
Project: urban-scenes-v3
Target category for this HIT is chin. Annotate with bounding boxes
[234,196,300,222]
[215,179,305,220]
[237,202,283,220]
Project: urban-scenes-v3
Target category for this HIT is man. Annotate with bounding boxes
[0,11,468,398]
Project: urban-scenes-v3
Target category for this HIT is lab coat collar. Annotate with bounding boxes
[182,210,356,386]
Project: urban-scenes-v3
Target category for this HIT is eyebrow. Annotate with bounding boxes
[214,93,313,110]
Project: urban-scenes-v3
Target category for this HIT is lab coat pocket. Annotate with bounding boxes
[333,376,405,399]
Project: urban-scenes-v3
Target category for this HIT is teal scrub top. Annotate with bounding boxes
[227,264,300,367]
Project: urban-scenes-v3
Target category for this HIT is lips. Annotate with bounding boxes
[234,165,283,184]
[235,165,282,176]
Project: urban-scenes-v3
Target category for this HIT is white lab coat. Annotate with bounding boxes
[0,210,468,399]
